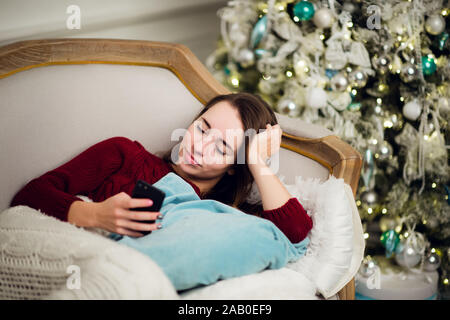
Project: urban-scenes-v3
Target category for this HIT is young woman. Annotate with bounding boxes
[10,92,312,243]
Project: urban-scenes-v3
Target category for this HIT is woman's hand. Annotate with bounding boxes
[93,192,163,237]
[247,123,283,165]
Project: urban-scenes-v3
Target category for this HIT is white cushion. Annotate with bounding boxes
[249,174,365,299]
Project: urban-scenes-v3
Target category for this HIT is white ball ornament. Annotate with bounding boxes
[313,8,334,29]
[403,99,422,121]
[425,15,446,35]
[305,87,328,109]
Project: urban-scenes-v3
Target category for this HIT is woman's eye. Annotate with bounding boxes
[216,146,226,156]
[196,125,205,134]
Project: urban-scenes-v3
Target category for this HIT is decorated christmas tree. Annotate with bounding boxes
[206,0,449,298]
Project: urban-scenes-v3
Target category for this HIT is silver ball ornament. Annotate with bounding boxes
[378,140,393,160]
[425,15,446,35]
[276,98,301,117]
[423,252,441,271]
[403,99,422,121]
[400,63,419,83]
[395,241,422,268]
[372,54,391,74]
[313,8,334,29]
[360,190,378,205]
[237,49,255,68]
[330,73,349,92]
[359,257,378,277]
[348,69,368,88]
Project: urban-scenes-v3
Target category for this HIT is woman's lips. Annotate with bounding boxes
[184,149,201,165]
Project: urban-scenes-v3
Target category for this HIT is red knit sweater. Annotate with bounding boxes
[10,136,312,243]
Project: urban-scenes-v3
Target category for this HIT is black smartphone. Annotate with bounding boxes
[130,179,166,235]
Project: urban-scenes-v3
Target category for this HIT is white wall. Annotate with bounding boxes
[0,0,228,63]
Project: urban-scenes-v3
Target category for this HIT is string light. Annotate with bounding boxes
[374,105,382,114]
[384,119,394,128]
[296,60,306,68]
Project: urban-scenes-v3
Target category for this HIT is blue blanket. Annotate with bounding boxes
[109,172,309,291]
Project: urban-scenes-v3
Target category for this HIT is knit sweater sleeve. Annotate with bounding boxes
[258,198,313,244]
[10,136,138,222]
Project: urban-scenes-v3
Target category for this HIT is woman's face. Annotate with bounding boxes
[175,100,245,179]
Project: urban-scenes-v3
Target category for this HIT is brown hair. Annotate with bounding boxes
[160,92,278,214]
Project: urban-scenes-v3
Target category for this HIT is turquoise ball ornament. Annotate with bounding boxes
[293,1,315,21]
[422,56,437,76]
[380,229,400,258]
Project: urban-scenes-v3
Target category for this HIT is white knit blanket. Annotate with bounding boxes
[0,205,179,300]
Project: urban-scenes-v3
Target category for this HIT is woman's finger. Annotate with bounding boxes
[115,227,144,237]
[118,219,162,232]
[124,210,162,221]
[128,198,153,209]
